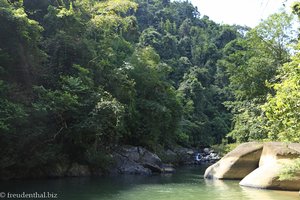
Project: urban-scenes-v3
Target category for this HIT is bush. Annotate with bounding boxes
[279,158,300,180]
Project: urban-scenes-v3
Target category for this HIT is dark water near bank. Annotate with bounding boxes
[0,166,299,200]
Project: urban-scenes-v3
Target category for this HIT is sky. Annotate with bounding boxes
[190,0,295,27]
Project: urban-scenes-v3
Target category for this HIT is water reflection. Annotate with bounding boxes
[204,178,231,190]
[0,166,298,200]
[204,179,247,199]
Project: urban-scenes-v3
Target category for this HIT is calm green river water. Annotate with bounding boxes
[0,166,299,200]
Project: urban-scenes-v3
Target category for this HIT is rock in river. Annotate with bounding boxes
[112,146,163,175]
[204,142,263,179]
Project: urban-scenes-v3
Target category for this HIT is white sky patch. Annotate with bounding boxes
[190,0,295,27]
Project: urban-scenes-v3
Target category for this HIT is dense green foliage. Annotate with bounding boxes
[0,0,240,177]
[223,11,296,142]
[263,51,300,142]
[1,0,300,177]
[224,3,300,142]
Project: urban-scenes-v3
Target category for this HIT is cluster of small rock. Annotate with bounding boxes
[193,148,220,164]
[164,147,220,165]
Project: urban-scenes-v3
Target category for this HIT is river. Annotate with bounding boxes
[0,165,299,200]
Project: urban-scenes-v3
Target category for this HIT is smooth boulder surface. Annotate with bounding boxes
[240,142,300,191]
[204,142,263,179]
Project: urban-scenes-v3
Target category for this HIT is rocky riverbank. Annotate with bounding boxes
[1,145,220,180]
[109,146,220,175]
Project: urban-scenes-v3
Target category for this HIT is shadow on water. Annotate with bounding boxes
[0,165,299,200]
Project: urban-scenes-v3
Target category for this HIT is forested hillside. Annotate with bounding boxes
[1,0,300,177]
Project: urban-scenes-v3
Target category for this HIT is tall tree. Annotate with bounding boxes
[224,11,296,142]
[261,3,300,142]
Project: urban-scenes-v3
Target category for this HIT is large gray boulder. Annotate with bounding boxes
[112,146,163,175]
[138,147,162,172]
[204,142,263,179]
[113,153,152,175]
[240,142,300,191]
